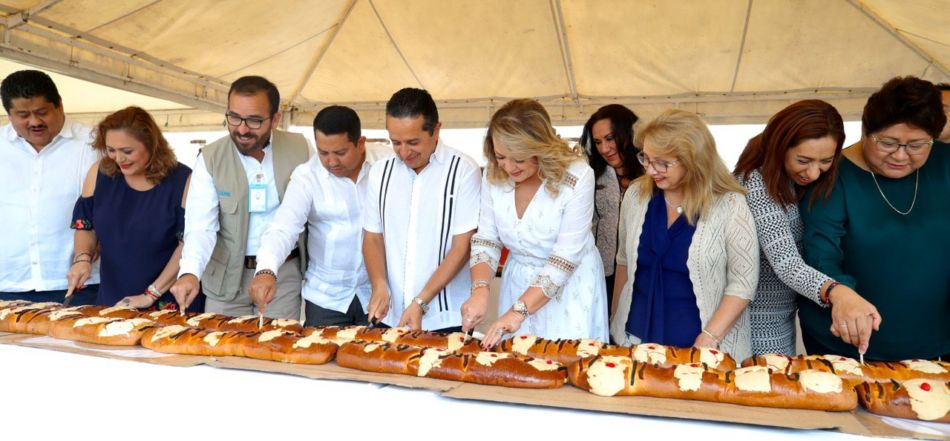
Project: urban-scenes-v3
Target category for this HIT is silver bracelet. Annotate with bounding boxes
[702,329,723,346]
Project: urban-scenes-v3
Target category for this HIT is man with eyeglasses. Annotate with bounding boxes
[171,76,310,319]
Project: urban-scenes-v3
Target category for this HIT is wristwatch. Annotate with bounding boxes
[512,300,529,318]
[413,296,429,315]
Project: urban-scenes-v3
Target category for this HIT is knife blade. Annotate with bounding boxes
[258,311,264,330]
[62,284,75,307]
[367,316,378,329]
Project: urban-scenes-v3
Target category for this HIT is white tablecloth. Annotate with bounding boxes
[0,344,881,440]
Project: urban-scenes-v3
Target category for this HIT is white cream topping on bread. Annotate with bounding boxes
[633,344,667,365]
[258,330,292,342]
[150,325,188,342]
[48,309,83,321]
[417,348,449,376]
[292,333,331,349]
[798,369,843,394]
[446,333,466,352]
[98,305,136,316]
[820,355,863,376]
[147,310,176,319]
[586,356,628,397]
[510,335,538,355]
[73,316,115,328]
[382,327,408,343]
[475,352,510,366]
[333,326,363,343]
[227,315,257,324]
[674,364,706,392]
[0,303,59,320]
[733,366,772,393]
[271,319,300,328]
[904,379,950,421]
[576,339,602,358]
[527,358,561,372]
[186,313,217,327]
[697,348,725,368]
[204,332,224,347]
[761,354,790,372]
[902,359,948,374]
[99,318,151,337]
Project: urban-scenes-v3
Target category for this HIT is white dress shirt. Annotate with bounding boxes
[363,141,481,330]
[178,139,280,279]
[256,155,372,313]
[0,119,99,291]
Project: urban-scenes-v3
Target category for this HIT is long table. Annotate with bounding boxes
[1,341,904,440]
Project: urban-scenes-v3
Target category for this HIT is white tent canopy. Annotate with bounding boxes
[0,0,947,130]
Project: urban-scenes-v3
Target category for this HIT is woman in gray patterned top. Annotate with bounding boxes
[734,100,880,355]
[579,105,643,313]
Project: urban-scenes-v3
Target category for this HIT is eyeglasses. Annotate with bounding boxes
[225,112,270,129]
[871,135,933,155]
[636,151,679,173]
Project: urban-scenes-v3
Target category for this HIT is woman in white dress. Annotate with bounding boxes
[462,99,609,349]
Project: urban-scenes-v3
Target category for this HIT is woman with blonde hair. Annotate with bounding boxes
[610,109,759,361]
[463,98,608,348]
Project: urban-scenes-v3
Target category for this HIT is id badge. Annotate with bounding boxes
[248,172,268,213]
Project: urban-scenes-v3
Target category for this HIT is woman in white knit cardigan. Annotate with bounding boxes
[609,109,759,362]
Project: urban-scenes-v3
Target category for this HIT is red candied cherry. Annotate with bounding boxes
[605,362,616,368]
[491,354,498,358]
[648,345,656,350]
[521,336,528,339]
[546,360,553,364]
[920,383,931,392]
[690,363,699,368]
[839,357,847,361]
[709,350,718,355]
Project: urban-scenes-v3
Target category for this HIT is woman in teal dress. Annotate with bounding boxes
[800,76,949,361]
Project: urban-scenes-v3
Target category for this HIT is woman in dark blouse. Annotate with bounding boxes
[66,106,203,312]
[800,77,949,361]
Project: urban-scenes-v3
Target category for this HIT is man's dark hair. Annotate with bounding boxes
[1,70,62,112]
[228,76,280,116]
[313,105,361,144]
[935,82,950,92]
[385,87,439,134]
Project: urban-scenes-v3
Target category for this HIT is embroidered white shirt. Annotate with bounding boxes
[256,155,373,313]
[362,141,480,330]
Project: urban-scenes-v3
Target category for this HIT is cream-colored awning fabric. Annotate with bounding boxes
[0,0,946,130]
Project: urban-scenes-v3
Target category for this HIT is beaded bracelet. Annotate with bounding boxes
[255,269,277,280]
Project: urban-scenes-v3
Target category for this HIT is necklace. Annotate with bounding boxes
[664,195,683,215]
[869,168,918,216]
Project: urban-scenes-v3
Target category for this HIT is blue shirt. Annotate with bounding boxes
[626,192,700,346]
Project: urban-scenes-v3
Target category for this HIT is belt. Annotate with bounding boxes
[245,248,300,270]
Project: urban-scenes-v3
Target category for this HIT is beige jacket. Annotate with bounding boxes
[610,186,759,361]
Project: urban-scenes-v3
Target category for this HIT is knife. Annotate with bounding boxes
[62,284,75,307]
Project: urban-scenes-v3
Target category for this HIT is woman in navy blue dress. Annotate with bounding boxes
[66,106,203,312]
